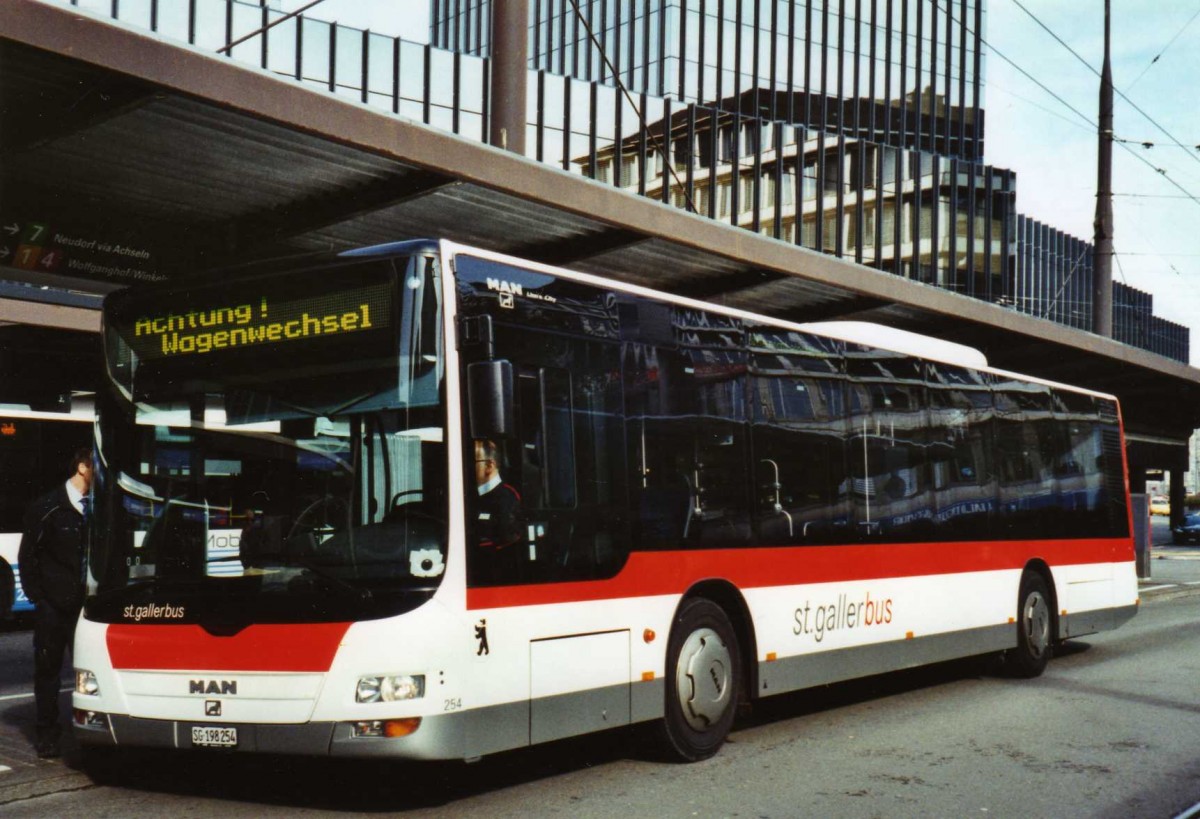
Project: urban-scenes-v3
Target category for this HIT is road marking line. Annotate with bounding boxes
[1184,581,1200,586]
[0,765,11,774]
[1174,800,1200,819]
[0,687,73,702]
[1139,584,1175,592]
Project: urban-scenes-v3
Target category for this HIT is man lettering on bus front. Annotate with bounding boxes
[474,439,523,584]
[18,448,93,758]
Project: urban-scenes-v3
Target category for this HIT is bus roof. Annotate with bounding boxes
[339,239,441,259]
[441,240,1121,404]
[796,321,989,369]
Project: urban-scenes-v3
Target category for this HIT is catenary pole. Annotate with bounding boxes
[1093,0,1114,337]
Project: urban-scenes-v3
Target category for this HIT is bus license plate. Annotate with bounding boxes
[192,726,238,748]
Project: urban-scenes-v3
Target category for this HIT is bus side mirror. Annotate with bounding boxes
[467,360,515,439]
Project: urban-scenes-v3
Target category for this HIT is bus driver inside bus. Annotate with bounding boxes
[474,439,523,582]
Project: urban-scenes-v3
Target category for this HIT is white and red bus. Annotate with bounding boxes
[0,404,93,617]
[76,239,1137,762]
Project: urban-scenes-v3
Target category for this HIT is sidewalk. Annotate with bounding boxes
[1139,544,1200,600]
[0,690,91,806]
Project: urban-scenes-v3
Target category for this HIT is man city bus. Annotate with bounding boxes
[75,239,1137,763]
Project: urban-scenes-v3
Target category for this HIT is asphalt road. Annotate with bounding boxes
[0,518,1197,817]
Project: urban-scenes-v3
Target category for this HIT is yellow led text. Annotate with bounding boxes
[133,300,374,357]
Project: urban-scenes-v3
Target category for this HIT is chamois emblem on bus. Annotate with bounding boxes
[190,679,238,696]
[485,277,523,309]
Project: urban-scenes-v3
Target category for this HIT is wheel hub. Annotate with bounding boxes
[1023,590,1050,659]
[676,627,732,730]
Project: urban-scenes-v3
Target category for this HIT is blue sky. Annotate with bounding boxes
[293,1,1200,351]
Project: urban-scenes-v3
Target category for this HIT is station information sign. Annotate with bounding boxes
[0,216,161,285]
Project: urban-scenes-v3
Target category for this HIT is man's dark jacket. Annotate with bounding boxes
[17,484,85,612]
[478,482,523,550]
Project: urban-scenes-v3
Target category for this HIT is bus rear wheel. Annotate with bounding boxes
[657,597,740,762]
[1007,572,1052,678]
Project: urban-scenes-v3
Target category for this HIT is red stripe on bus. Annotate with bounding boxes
[466,537,1133,610]
[106,622,352,672]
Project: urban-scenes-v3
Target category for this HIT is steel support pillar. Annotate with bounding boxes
[489,0,529,155]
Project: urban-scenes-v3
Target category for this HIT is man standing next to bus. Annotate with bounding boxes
[474,439,523,584]
[17,448,93,759]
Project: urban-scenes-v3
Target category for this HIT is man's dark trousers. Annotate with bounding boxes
[33,601,77,744]
[19,483,86,751]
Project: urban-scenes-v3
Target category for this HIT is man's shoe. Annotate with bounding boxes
[35,739,61,759]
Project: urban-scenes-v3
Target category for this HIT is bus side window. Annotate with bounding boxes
[494,343,626,585]
[626,326,751,550]
[746,328,850,546]
[993,379,1056,540]
[749,368,848,544]
[925,363,996,542]
[1096,399,1129,537]
[517,371,545,512]
[846,353,930,543]
[516,366,578,579]
[1053,390,1110,537]
[539,369,576,509]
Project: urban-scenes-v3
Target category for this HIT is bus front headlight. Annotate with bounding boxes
[75,669,100,696]
[355,674,425,703]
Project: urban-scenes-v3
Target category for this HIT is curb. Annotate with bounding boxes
[0,769,92,806]
[1140,583,1200,603]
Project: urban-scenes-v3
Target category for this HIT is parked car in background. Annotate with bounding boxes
[1172,513,1200,544]
[1150,496,1171,516]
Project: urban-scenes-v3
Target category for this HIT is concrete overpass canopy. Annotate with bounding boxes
[1,0,1198,482]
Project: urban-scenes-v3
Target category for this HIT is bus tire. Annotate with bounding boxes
[1007,572,1052,678]
[657,597,740,762]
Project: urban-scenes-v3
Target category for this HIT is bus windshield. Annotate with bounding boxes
[89,251,447,626]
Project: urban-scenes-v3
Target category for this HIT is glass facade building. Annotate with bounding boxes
[48,0,1189,363]
[432,0,1185,362]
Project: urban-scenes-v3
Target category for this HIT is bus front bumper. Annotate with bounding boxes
[73,710,466,760]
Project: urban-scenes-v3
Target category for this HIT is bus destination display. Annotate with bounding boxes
[120,280,393,361]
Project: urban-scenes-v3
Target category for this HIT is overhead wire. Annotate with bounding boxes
[563,0,697,214]
[959,1,1200,209]
[986,80,1095,134]
[1011,0,1200,171]
[1113,137,1200,151]
[1124,4,1200,92]
[1041,245,1093,320]
[216,0,328,55]
[933,0,1200,331]
[1114,193,1198,200]
[996,0,1200,317]
[1115,200,1200,301]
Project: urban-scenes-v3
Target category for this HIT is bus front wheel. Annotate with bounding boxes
[658,597,740,762]
[1007,572,1053,678]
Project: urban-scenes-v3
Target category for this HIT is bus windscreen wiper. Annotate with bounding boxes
[294,561,374,603]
